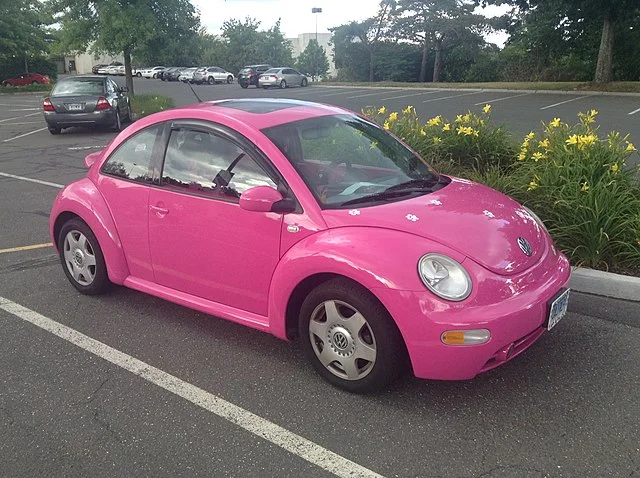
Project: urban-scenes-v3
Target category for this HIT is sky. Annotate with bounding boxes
[192,0,510,47]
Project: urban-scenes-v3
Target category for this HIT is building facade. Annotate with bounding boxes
[287,32,335,78]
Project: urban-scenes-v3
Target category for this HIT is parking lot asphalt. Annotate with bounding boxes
[1,86,639,478]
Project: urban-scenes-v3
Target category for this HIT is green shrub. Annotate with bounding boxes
[130,94,175,119]
[362,104,516,175]
[508,111,640,270]
[362,105,640,272]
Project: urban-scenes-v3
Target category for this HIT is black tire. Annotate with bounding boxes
[240,83,248,89]
[112,109,122,131]
[208,76,215,85]
[136,72,141,77]
[262,85,269,89]
[298,278,408,393]
[152,73,157,79]
[227,75,233,84]
[301,78,308,87]
[48,127,61,135]
[31,81,38,86]
[279,79,287,89]
[58,218,111,295]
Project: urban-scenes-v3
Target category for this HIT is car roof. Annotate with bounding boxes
[170,98,349,130]
[58,75,106,81]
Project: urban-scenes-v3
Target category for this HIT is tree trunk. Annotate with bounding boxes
[369,49,375,82]
[419,36,429,82]
[594,9,614,83]
[124,48,134,95]
[432,38,443,83]
[24,57,29,73]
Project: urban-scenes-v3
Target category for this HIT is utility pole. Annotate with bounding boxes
[312,7,322,42]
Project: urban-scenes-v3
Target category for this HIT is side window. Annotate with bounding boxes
[101,125,161,182]
[105,80,115,94]
[161,128,277,200]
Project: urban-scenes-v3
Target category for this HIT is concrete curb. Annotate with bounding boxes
[571,267,640,302]
[313,84,640,97]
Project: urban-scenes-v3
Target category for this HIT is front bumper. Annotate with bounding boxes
[373,244,572,380]
[45,109,115,128]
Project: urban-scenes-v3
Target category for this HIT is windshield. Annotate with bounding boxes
[52,80,105,96]
[262,114,442,209]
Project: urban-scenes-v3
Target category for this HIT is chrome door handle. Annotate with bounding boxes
[150,205,169,217]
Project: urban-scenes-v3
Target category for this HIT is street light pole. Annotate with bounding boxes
[312,7,322,42]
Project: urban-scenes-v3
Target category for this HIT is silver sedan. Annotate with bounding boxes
[258,68,308,89]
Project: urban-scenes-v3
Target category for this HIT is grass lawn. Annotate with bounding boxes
[0,83,52,94]
[320,80,640,93]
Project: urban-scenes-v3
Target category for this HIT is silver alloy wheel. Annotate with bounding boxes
[308,300,377,381]
[63,230,97,286]
[280,79,286,89]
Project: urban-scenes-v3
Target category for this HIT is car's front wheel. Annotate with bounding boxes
[299,278,408,393]
[58,218,110,295]
[301,78,308,87]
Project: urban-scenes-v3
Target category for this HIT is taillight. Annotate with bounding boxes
[43,98,54,111]
[96,97,111,110]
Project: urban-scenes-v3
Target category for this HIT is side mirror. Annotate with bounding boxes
[84,150,103,168]
[239,186,285,213]
[119,86,128,93]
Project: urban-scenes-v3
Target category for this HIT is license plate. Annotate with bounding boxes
[547,289,570,330]
[67,104,83,111]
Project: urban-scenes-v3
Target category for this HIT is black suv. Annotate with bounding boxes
[238,64,272,88]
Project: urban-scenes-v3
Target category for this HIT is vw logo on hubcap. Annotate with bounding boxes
[73,250,84,267]
[333,331,349,350]
[517,237,532,257]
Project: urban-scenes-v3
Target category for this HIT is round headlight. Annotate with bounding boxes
[418,254,472,301]
[523,205,548,233]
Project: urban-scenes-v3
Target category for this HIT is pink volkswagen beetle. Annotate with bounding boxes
[50,99,571,392]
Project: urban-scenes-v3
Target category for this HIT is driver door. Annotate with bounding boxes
[148,123,283,317]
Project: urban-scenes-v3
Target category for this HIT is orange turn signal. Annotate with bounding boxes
[441,329,490,345]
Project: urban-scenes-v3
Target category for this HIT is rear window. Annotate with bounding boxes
[240,68,254,74]
[52,80,105,96]
[264,69,279,74]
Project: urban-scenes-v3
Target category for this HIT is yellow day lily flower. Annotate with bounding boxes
[388,112,399,122]
[483,104,491,114]
[549,118,561,128]
[527,180,538,191]
[580,134,597,147]
[566,135,579,146]
[518,151,527,161]
[526,132,535,140]
[457,126,474,136]
[403,105,414,114]
[427,116,442,127]
[433,137,442,144]
[539,139,551,150]
[627,142,637,152]
[420,129,426,136]
[610,163,620,174]
[580,181,589,192]
[378,106,386,115]
[532,152,545,162]
[442,123,451,131]
[383,121,390,130]
[455,114,463,123]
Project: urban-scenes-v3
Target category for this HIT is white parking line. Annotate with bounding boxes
[628,106,640,116]
[379,90,443,101]
[0,172,64,188]
[0,112,41,123]
[0,297,384,478]
[315,89,370,98]
[0,103,42,107]
[422,90,483,103]
[346,90,401,99]
[2,126,47,143]
[8,108,41,111]
[0,121,42,126]
[67,145,105,151]
[473,93,532,106]
[540,96,588,110]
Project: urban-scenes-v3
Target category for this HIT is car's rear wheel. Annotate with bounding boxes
[208,76,215,85]
[279,79,287,89]
[58,218,110,295]
[301,78,308,87]
[227,75,233,84]
[299,278,408,393]
[240,83,248,89]
[48,127,61,135]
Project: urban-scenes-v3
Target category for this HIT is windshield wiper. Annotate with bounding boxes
[383,175,442,193]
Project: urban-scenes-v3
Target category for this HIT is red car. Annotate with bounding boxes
[1,72,51,87]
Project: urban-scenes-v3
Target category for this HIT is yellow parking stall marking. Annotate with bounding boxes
[0,243,53,254]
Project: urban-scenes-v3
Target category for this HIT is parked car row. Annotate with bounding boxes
[89,63,309,89]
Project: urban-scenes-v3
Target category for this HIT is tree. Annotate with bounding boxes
[52,0,200,94]
[481,0,639,83]
[332,0,397,82]
[0,0,53,73]
[296,40,330,80]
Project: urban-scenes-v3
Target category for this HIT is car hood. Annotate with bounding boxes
[321,178,547,276]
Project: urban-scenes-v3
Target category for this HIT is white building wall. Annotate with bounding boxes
[73,52,124,74]
[287,32,336,78]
